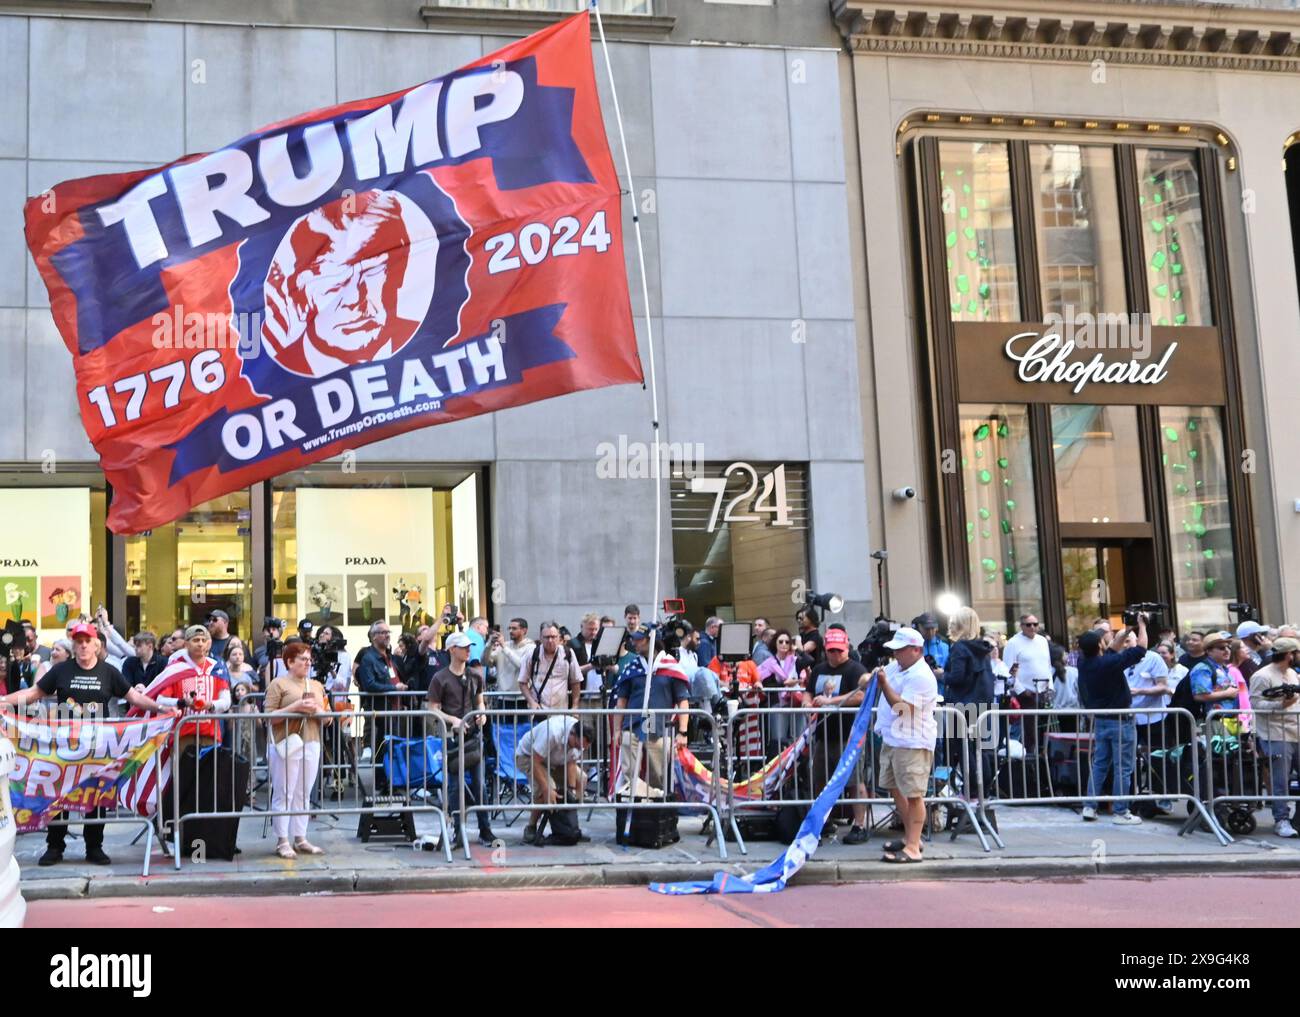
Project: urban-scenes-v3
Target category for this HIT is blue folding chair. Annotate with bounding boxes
[491,718,532,826]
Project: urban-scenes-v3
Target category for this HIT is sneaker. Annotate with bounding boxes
[477,829,498,848]
[1081,807,1097,821]
[1275,819,1298,839]
[843,825,869,845]
[38,848,64,867]
[1112,812,1143,826]
[85,846,113,865]
[522,825,538,845]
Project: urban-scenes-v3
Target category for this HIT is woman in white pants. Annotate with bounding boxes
[264,641,329,859]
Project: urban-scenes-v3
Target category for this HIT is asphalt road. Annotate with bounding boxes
[23,874,1300,927]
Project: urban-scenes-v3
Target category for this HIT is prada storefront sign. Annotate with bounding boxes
[954,322,1226,406]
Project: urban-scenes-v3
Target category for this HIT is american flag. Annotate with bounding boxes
[119,657,229,817]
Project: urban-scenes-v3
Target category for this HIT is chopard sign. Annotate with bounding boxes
[1004,332,1177,395]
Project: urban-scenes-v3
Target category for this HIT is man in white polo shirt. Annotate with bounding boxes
[516,715,593,844]
[873,626,939,864]
[1003,613,1052,751]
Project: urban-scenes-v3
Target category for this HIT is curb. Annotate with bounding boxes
[20,850,1300,899]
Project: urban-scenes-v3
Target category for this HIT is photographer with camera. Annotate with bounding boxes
[252,616,284,674]
[1078,611,1149,825]
[1248,637,1300,838]
[485,617,533,695]
[428,632,497,848]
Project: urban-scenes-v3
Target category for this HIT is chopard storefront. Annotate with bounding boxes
[833,0,1300,642]
[911,129,1254,640]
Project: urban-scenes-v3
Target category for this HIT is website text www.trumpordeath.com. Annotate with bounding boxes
[301,399,443,451]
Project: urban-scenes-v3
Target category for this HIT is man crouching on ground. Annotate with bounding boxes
[873,626,940,863]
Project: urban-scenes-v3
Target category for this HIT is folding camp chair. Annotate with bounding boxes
[490,718,532,826]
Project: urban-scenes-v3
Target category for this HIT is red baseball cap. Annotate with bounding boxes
[69,621,99,640]
[825,629,850,651]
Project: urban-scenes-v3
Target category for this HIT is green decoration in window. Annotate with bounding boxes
[967,299,978,314]
[1171,263,1183,275]
[945,231,957,249]
[1154,283,1169,298]
[978,507,990,520]
[1164,427,1179,442]
[955,274,970,294]
[1151,251,1166,271]
[997,457,1008,469]
[1151,219,1164,234]
[1203,549,1215,560]
[978,283,991,298]
[1187,419,1198,432]
[974,423,990,441]
[951,301,961,313]
[1171,242,1180,252]
[1193,523,1207,538]
[1165,214,1175,224]
[997,422,1009,438]
[975,448,984,458]
[981,529,992,539]
[962,226,976,240]
[966,250,978,261]
[1174,482,1188,495]
[1174,314,1187,325]
[1205,577,1217,594]
[977,469,992,484]
[1192,503,1204,521]
[959,206,969,220]
[1003,567,1016,584]
[961,457,968,468]
[1000,520,1011,535]
[1188,449,1198,460]
[1158,317,1170,326]
[980,557,997,572]
[1005,499,1016,511]
[1171,463,1188,473]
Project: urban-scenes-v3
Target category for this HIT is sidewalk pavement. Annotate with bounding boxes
[17,800,1300,900]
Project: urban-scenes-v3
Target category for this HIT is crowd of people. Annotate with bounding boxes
[3,598,1298,864]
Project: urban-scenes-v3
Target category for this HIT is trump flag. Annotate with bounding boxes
[24,12,642,533]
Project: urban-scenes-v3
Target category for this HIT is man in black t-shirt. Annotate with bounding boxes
[1,622,167,866]
[807,628,870,843]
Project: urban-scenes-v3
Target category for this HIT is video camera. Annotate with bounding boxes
[0,619,25,660]
[857,616,898,671]
[310,628,348,676]
[1228,601,1259,623]
[1261,684,1300,700]
[1121,602,1167,627]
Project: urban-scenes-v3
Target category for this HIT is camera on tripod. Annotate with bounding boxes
[858,616,899,671]
[1121,602,1167,627]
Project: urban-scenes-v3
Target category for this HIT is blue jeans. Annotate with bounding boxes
[1086,717,1137,814]
[1258,738,1298,823]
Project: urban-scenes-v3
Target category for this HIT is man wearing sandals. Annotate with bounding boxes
[873,626,940,864]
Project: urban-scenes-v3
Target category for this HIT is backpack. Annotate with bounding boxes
[541,808,583,846]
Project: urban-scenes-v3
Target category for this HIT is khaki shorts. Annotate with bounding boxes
[878,745,933,799]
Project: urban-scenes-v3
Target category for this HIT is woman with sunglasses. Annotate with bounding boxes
[757,628,804,745]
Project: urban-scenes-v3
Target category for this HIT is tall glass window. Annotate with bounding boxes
[271,468,482,649]
[124,492,253,640]
[1051,405,1147,523]
[0,475,107,645]
[959,405,1042,633]
[938,141,1020,322]
[1031,144,1126,317]
[1136,148,1213,327]
[1160,407,1236,633]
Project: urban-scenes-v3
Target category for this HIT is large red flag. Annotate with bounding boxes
[25,13,642,533]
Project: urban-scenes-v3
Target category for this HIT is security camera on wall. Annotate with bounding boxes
[891,486,917,501]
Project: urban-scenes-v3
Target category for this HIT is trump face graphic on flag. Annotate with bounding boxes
[261,189,439,378]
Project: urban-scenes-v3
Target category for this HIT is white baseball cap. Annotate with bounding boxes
[1236,621,1268,640]
[884,626,924,650]
[445,632,473,650]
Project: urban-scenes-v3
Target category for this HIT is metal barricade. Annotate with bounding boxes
[973,706,1231,846]
[1204,707,1300,837]
[723,705,995,855]
[455,706,730,861]
[167,707,456,868]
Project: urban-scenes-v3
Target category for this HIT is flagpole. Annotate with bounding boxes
[590,0,662,718]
